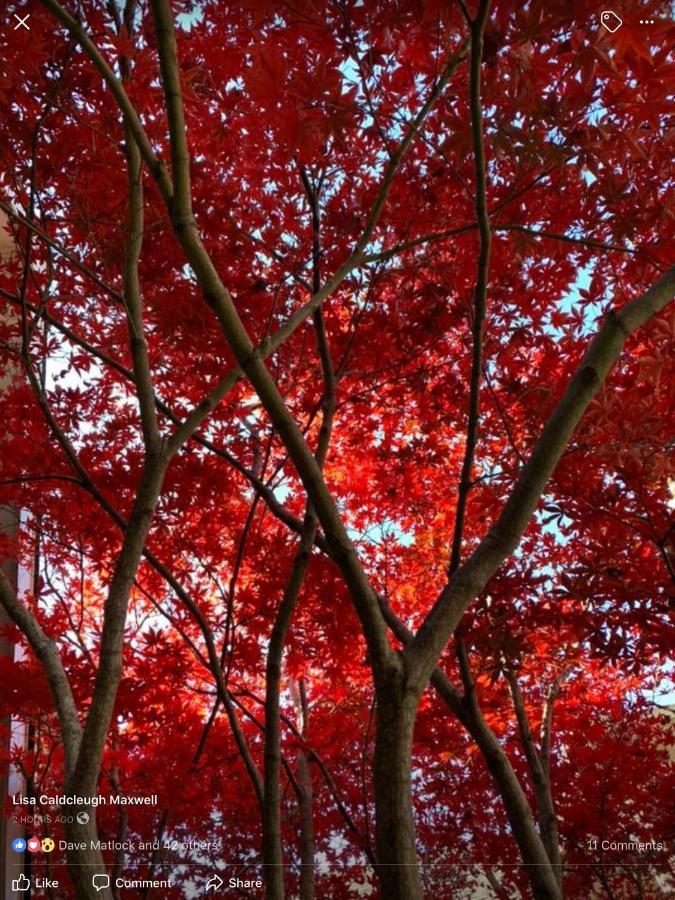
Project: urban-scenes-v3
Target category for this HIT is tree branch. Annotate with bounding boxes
[142,0,407,676]
[362,223,476,264]
[263,168,337,895]
[407,265,675,689]
[149,0,192,219]
[378,595,562,897]
[0,288,320,549]
[0,568,82,775]
[133,548,265,809]
[25,23,467,626]
[448,0,492,576]
[497,224,639,256]
[540,670,570,781]
[121,118,161,455]
[39,0,174,199]
[505,669,562,880]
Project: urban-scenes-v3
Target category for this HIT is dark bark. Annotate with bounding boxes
[462,703,563,899]
[373,668,423,900]
[381,599,562,899]
[263,525,315,900]
[506,672,563,885]
[295,680,316,900]
[406,265,675,692]
[63,815,113,900]
[68,460,165,796]
[262,169,331,899]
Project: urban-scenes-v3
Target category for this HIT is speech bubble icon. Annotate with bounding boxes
[92,874,110,892]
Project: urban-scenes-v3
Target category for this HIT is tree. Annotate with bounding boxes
[1,1,673,898]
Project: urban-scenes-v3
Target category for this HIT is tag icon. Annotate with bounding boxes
[600,11,623,32]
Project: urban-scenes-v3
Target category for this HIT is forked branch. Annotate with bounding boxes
[407,264,675,689]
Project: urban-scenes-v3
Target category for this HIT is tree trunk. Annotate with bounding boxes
[263,520,316,899]
[505,672,564,895]
[294,679,315,900]
[466,716,563,899]
[373,674,423,899]
[436,671,562,899]
[296,746,315,900]
[262,642,286,900]
[380,601,563,899]
[533,780,562,887]
[63,813,113,900]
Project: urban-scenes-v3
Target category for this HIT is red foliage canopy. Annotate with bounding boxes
[0,1,673,898]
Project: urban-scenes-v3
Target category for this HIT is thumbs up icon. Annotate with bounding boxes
[12,874,30,891]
